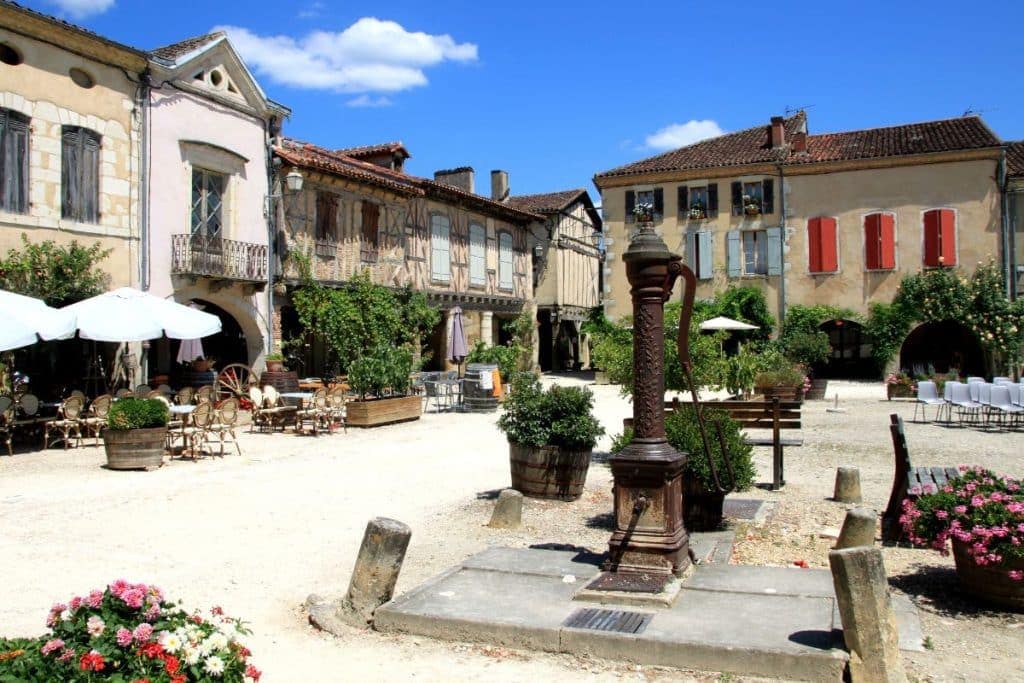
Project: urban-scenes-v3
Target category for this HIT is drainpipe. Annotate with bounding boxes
[998,149,1013,299]
[775,163,787,330]
[138,69,152,291]
[265,116,276,354]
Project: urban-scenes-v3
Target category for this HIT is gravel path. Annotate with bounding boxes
[0,378,1020,681]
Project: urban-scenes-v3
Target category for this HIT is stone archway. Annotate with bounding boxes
[899,320,984,377]
[818,319,874,379]
[171,285,267,368]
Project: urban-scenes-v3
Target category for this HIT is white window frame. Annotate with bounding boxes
[469,223,486,287]
[430,213,451,283]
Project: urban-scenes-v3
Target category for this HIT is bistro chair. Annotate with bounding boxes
[208,397,241,456]
[13,393,43,445]
[261,385,297,432]
[82,394,113,446]
[0,395,15,455]
[194,385,215,404]
[295,388,329,435]
[327,387,347,433]
[115,388,134,399]
[174,386,194,405]
[181,401,215,459]
[134,384,151,397]
[43,395,85,449]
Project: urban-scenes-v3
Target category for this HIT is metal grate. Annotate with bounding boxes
[563,608,652,634]
[585,571,671,593]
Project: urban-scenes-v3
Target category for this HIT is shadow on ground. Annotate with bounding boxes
[889,565,1018,620]
[528,542,605,567]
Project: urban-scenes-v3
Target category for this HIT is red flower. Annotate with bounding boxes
[171,675,186,683]
[246,664,262,681]
[138,642,164,659]
[163,654,181,674]
[131,679,151,683]
[79,650,106,672]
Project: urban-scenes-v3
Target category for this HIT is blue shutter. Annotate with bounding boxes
[698,231,713,280]
[685,230,697,272]
[726,230,741,277]
[767,227,782,276]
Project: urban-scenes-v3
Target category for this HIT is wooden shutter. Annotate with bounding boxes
[864,214,881,270]
[653,187,664,219]
[939,209,956,265]
[81,130,99,223]
[762,178,775,214]
[726,230,741,277]
[361,201,379,245]
[0,110,29,214]
[731,182,742,216]
[61,127,80,220]
[922,209,940,266]
[625,190,635,223]
[879,213,896,269]
[685,230,697,271]
[707,183,718,217]
[767,227,782,276]
[431,215,450,281]
[499,232,514,290]
[808,218,823,272]
[677,185,688,217]
[819,217,838,272]
[62,127,100,223]
[697,231,713,279]
[469,224,485,286]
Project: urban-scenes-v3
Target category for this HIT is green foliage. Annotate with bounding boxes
[106,398,169,431]
[779,304,857,368]
[497,374,604,450]
[863,301,909,370]
[712,286,774,343]
[0,233,112,306]
[781,329,832,367]
[347,345,414,398]
[722,347,759,397]
[265,352,284,361]
[466,340,518,381]
[612,405,755,494]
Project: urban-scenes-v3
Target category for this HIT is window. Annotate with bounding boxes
[730,178,774,216]
[726,228,781,277]
[430,214,450,282]
[807,217,839,273]
[469,223,486,286]
[61,126,100,223]
[684,230,713,279]
[315,191,338,242]
[190,168,225,237]
[624,187,663,223]
[498,232,514,290]
[361,201,380,263]
[0,108,29,214]
[69,68,94,89]
[922,208,956,267]
[0,44,22,66]
[678,184,718,220]
[864,212,896,270]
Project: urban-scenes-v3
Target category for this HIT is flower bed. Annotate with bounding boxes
[0,580,261,681]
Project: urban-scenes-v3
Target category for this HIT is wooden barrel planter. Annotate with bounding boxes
[182,370,217,389]
[261,370,299,394]
[952,539,1024,611]
[509,443,590,501]
[346,395,422,428]
[103,427,167,471]
[805,378,828,401]
[683,476,726,531]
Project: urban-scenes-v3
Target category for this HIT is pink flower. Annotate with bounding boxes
[57,647,75,663]
[86,616,105,637]
[909,485,922,495]
[116,627,133,647]
[86,590,103,608]
[1009,570,1024,582]
[971,495,986,508]
[954,505,968,515]
[69,596,83,611]
[41,639,64,655]
[935,510,948,519]
[109,579,128,595]
[133,623,154,643]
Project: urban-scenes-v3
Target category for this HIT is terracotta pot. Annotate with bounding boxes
[266,360,285,373]
[951,539,1024,610]
[509,443,590,501]
[683,476,725,531]
[191,359,213,373]
[103,427,167,471]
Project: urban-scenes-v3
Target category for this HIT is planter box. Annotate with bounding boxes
[509,442,590,501]
[805,379,828,401]
[887,383,915,400]
[103,426,167,471]
[346,395,422,428]
[952,539,1024,610]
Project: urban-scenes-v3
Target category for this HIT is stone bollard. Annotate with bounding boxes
[835,508,876,549]
[833,466,862,503]
[488,489,523,528]
[309,517,412,633]
[829,547,907,683]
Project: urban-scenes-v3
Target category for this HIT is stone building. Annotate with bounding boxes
[506,189,602,371]
[271,140,541,375]
[594,112,1008,377]
[1006,141,1024,297]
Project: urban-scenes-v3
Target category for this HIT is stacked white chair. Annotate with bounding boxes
[913,380,947,422]
[949,382,982,425]
[989,385,1023,427]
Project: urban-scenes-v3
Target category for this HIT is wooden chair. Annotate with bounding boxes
[181,402,214,458]
[194,385,215,404]
[295,388,329,435]
[328,387,347,433]
[44,396,85,449]
[115,388,133,399]
[82,394,112,446]
[208,398,241,456]
[174,386,194,405]
[0,395,14,455]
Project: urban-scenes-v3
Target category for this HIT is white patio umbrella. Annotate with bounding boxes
[62,287,221,342]
[0,289,77,352]
[699,316,759,331]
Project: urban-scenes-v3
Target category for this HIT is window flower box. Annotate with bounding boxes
[688,205,706,220]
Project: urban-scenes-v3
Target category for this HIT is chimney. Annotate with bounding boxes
[434,167,475,194]
[792,131,807,153]
[491,170,509,202]
[770,116,786,148]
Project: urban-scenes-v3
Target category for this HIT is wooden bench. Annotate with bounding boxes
[881,413,960,543]
[665,397,802,491]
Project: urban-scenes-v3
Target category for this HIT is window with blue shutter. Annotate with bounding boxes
[726,230,741,277]
[469,223,486,286]
[766,227,782,275]
[498,232,514,290]
[697,231,713,279]
[431,214,451,282]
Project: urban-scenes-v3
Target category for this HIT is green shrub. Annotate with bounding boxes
[466,340,518,381]
[781,329,831,367]
[106,398,169,431]
[497,374,604,450]
[347,345,414,398]
[266,352,284,361]
[612,405,755,494]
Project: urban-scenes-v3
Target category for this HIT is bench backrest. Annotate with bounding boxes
[664,398,801,429]
[889,413,911,486]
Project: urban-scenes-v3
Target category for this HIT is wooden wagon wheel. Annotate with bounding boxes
[216,363,256,399]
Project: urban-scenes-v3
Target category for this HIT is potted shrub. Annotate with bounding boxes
[886,371,916,399]
[743,195,761,216]
[0,579,261,681]
[497,374,605,501]
[190,356,215,373]
[613,405,755,530]
[754,366,807,401]
[345,344,422,427]
[688,203,706,220]
[265,352,285,373]
[901,467,1024,610]
[102,398,169,471]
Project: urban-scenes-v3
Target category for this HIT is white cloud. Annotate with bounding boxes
[214,18,478,94]
[45,0,115,18]
[346,94,392,108]
[297,1,325,19]
[645,120,724,150]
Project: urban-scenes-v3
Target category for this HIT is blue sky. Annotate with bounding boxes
[29,0,1024,200]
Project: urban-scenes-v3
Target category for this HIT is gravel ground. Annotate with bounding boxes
[0,378,1021,681]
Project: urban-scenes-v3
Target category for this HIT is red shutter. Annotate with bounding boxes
[808,218,822,272]
[939,209,956,265]
[820,217,838,272]
[879,213,896,269]
[864,214,880,270]
[923,209,940,267]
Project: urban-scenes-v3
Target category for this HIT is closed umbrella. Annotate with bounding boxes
[175,305,207,364]
[62,287,221,342]
[0,289,77,352]
[447,306,468,362]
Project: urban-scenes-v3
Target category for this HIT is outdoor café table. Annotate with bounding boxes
[280,392,313,409]
[169,404,195,454]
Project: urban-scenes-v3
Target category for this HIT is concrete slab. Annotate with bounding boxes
[682,564,837,598]
[462,546,602,579]
[690,529,735,564]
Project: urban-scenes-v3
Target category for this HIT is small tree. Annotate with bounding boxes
[0,233,111,306]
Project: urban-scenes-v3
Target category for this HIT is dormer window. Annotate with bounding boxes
[191,66,243,99]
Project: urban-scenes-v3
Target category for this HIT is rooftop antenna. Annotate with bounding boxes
[962,106,996,117]
[784,104,815,115]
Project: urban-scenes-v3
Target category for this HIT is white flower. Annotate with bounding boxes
[158,631,183,653]
[182,645,201,666]
[60,610,72,622]
[86,616,105,637]
[197,638,215,657]
[204,655,225,676]
[206,632,229,651]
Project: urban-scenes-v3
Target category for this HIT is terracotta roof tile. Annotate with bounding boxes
[1007,141,1024,179]
[150,32,225,61]
[334,141,410,160]
[595,113,1002,182]
[506,189,588,214]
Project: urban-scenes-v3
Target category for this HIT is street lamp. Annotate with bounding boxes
[284,168,304,193]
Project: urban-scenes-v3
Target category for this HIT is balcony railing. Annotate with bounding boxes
[171,234,268,283]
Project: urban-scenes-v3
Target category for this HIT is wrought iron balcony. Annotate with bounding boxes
[171,234,268,283]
